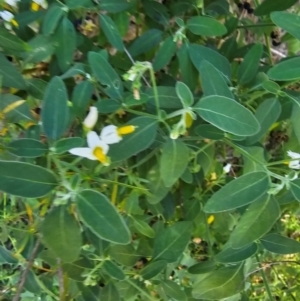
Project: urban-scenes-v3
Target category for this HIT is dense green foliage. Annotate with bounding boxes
[1,0,300,300]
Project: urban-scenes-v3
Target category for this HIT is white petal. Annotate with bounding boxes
[0,10,13,22]
[287,150,300,159]
[6,0,19,6]
[83,106,98,129]
[223,163,232,174]
[289,161,300,170]
[69,147,96,160]
[87,131,109,154]
[100,125,122,144]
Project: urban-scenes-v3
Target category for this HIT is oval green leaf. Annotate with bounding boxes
[103,260,125,280]
[187,16,227,37]
[0,27,29,52]
[8,138,47,157]
[140,260,167,279]
[267,56,300,81]
[255,0,297,16]
[229,197,280,249]
[260,233,300,254]
[42,76,69,141]
[192,264,244,300]
[271,11,300,41]
[41,206,82,263]
[0,160,57,198]
[187,260,216,274]
[204,172,269,213]
[153,222,191,263]
[109,117,158,162]
[162,280,187,301]
[194,95,260,136]
[100,14,124,51]
[76,189,131,244]
[160,139,190,187]
[175,81,194,107]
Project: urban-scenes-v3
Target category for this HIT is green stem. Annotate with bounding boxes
[124,107,157,118]
[237,23,274,29]
[149,67,161,120]
[255,254,275,301]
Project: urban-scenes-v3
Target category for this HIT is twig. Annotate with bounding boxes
[12,239,40,301]
[271,48,287,58]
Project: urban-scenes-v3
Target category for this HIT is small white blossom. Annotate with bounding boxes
[0,10,18,29]
[5,0,20,7]
[69,131,110,166]
[100,124,136,145]
[287,150,300,169]
[31,0,47,11]
[83,106,98,130]
[223,163,232,174]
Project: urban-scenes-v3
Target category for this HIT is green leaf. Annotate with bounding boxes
[54,17,77,72]
[26,78,47,99]
[175,81,194,107]
[146,164,169,204]
[65,0,94,9]
[260,233,300,254]
[132,217,155,238]
[229,197,280,249]
[192,265,244,300]
[245,98,281,145]
[42,5,65,35]
[199,61,234,98]
[153,36,177,71]
[109,117,158,162]
[214,243,258,263]
[99,14,124,51]
[60,63,85,79]
[8,139,47,158]
[41,206,82,263]
[128,29,163,57]
[100,283,120,301]
[290,179,300,201]
[146,86,182,109]
[204,172,269,213]
[262,80,281,94]
[140,260,167,279]
[0,54,27,89]
[153,222,191,262]
[109,244,140,266]
[72,80,94,117]
[193,95,260,136]
[53,137,84,154]
[88,51,123,100]
[103,260,125,280]
[41,76,69,141]
[76,189,131,244]
[177,43,198,91]
[0,27,29,52]
[271,12,300,41]
[255,0,297,16]
[267,57,300,81]
[142,0,169,25]
[187,16,227,37]
[238,43,263,85]
[162,280,187,301]
[24,270,41,295]
[189,43,231,81]
[99,0,132,13]
[0,161,57,198]
[194,124,225,140]
[160,139,190,187]
[22,35,55,64]
[0,246,18,264]
[187,261,216,274]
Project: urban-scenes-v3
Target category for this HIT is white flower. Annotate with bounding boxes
[5,0,20,7]
[0,10,18,29]
[100,125,136,145]
[223,163,232,174]
[83,106,98,130]
[287,150,300,169]
[69,131,110,166]
[31,0,47,11]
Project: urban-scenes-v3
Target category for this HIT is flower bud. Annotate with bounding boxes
[83,106,98,131]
